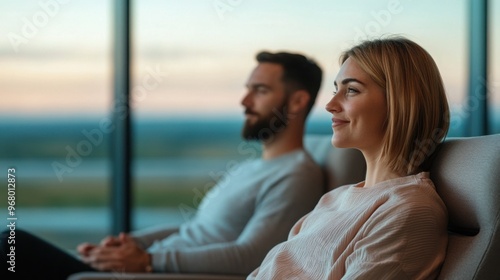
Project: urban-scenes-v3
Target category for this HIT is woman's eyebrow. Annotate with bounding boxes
[340,78,365,85]
[334,78,365,87]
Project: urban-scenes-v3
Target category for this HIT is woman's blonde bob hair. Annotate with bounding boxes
[340,37,450,175]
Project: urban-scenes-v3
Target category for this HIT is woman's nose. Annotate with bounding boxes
[325,94,341,113]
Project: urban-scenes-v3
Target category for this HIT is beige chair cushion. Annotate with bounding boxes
[430,135,500,280]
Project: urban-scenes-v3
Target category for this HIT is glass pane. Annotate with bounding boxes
[131,0,468,229]
[0,0,112,251]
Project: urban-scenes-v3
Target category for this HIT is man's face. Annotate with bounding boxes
[241,63,289,141]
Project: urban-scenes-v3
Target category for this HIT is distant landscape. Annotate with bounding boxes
[0,117,333,208]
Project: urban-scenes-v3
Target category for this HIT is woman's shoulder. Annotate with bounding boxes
[386,172,446,215]
[391,172,437,196]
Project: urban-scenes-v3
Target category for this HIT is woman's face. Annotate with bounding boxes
[325,57,387,153]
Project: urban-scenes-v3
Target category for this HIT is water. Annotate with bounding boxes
[0,117,331,182]
[0,158,236,180]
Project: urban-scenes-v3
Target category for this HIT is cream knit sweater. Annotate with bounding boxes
[249,172,448,280]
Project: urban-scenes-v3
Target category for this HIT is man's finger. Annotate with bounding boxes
[101,235,121,247]
[76,243,96,256]
[87,246,119,263]
[119,233,133,243]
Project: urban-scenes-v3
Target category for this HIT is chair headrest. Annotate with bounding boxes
[429,134,500,235]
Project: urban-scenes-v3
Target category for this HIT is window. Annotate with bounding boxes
[0,0,112,250]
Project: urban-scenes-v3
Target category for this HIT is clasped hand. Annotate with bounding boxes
[77,232,151,272]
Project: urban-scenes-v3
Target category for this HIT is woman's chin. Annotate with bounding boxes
[330,136,346,148]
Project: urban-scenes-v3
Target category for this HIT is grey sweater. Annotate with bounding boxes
[132,149,324,274]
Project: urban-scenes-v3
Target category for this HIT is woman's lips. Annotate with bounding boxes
[332,118,349,128]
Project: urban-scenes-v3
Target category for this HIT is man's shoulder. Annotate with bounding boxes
[231,149,324,187]
[287,149,323,173]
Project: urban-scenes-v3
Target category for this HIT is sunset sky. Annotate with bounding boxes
[1,0,498,120]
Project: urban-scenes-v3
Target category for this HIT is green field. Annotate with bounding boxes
[1,178,210,209]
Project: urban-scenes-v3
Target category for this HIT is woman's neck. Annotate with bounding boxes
[362,153,403,188]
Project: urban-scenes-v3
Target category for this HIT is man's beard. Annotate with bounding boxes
[242,102,288,141]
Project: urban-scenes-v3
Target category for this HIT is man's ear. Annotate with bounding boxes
[287,90,310,114]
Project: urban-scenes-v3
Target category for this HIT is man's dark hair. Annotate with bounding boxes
[256,51,322,117]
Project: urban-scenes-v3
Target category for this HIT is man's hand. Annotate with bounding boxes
[76,234,122,257]
[76,242,98,258]
[80,233,151,272]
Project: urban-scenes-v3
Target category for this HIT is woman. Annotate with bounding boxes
[248,37,450,279]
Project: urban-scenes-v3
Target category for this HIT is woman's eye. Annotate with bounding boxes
[346,87,359,95]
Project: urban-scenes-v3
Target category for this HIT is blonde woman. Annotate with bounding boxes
[249,37,450,279]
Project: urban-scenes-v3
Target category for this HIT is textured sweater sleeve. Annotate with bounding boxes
[343,189,448,279]
[150,172,323,274]
[131,224,180,249]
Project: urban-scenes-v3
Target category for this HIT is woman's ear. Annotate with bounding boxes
[287,90,310,115]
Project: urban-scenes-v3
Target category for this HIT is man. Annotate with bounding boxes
[1,51,324,278]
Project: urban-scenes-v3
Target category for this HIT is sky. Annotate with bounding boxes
[0,0,498,120]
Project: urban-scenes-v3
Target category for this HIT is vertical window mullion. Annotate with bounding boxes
[467,0,489,136]
[111,0,132,234]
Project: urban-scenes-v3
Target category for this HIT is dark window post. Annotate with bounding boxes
[467,0,489,136]
[111,0,132,234]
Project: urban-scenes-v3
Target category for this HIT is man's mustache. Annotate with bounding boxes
[244,109,259,115]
